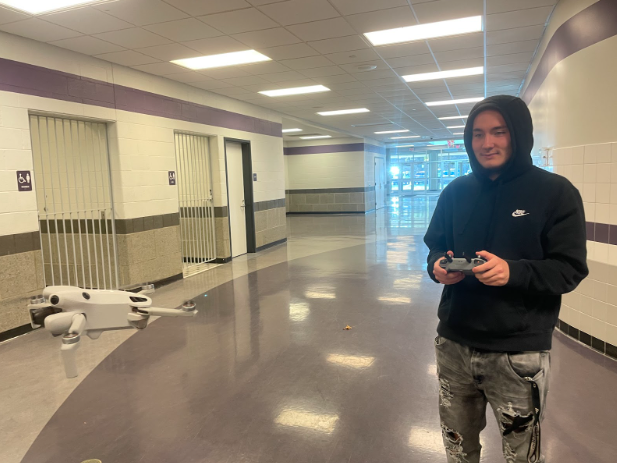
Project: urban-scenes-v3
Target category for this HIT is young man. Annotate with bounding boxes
[424,95,588,463]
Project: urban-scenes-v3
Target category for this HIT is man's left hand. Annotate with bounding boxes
[473,251,510,286]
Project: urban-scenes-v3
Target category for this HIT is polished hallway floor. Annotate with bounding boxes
[2,196,617,463]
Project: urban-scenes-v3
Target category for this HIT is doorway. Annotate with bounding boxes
[225,140,256,258]
[374,157,386,210]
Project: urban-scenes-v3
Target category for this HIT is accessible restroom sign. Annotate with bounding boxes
[169,171,176,185]
[17,171,32,191]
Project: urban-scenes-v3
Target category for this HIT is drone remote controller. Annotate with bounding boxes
[439,254,487,275]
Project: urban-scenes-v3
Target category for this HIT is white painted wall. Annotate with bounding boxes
[0,31,284,237]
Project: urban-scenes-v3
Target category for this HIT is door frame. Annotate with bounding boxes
[223,138,256,257]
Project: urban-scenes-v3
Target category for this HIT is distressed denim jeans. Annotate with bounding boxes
[434,335,550,463]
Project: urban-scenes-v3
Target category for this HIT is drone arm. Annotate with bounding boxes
[136,307,197,317]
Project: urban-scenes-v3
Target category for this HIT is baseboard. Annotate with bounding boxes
[0,324,33,343]
[256,238,287,252]
[214,257,232,264]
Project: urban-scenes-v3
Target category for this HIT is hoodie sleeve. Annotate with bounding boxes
[505,183,588,295]
[424,189,449,283]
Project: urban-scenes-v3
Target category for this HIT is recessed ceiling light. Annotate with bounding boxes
[452,132,464,135]
[402,66,484,83]
[317,108,370,116]
[426,97,483,107]
[395,144,415,148]
[259,85,330,97]
[375,129,409,134]
[391,136,421,139]
[172,50,271,70]
[447,125,466,129]
[439,115,469,120]
[0,0,112,14]
[301,135,332,140]
[282,128,302,133]
[364,16,483,46]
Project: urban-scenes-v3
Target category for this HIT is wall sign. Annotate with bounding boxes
[253,173,257,181]
[17,171,32,191]
[168,171,176,185]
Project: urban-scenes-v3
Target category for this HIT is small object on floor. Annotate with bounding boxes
[344,325,352,330]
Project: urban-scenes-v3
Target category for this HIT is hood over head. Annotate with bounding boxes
[463,95,534,182]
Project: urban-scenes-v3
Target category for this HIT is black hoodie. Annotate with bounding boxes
[424,95,588,352]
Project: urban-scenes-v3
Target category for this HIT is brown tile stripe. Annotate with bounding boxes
[286,187,375,194]
[0,231,41,256]
[255,199,285,212]
[0,57,282,138]
[179,207,228,218]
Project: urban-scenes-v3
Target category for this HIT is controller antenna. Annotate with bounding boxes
[444,252,453,263]
[463,252,471,263]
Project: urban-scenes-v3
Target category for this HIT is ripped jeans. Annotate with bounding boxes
[434,336,550,463]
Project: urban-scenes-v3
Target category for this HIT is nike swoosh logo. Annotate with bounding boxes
[512,212,529,217]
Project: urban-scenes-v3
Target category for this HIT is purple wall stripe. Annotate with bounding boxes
[586,221,617,245]
[0,57,282,138]
[284,143,385,156]
[522,0,617,104]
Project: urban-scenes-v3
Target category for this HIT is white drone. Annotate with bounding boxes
[28,285,197,378]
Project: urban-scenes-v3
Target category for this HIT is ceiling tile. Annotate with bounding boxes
[248,0,288,5]
[190,80,235,90]
[233,27,301,48]
[50,36,125,55]
[317,74,358,85]
[0,18,81,42]
[387,53,436,69]
[198,8,277,34]
[287,18,356,41]
[260,43,319,60]
[260,71,309,82]
[488,62,530,73]
[487,0,557,14]
[427,32,484,53]
[163,0,252,16]
[328,0,409,15]
[353,69,398,81]
[488,52,534,67]
[259,0,339,25]
[95,50,161,66]
[132,62,189,76]
[487,25,545,45]
[487,40,539,57]
[182,36,247,55]
[486,7,554,31]
[432,47,484,63]
[210,87,254,98]
[145,19,222,42]
[225,75,270,87]
[308,35,369,54]
[137,43,201,61]
[391,63,439,76]
[345,7,417,33]
[377,42,431,59]
[0,5,29,25]
[241,60,292,75]
[165,72,214,83]
[198,67,253,79]
[279,55,335,70]
[94,28,172,48]
[413,0,483,23]
[325,48,381,65]
[42,9,132,35]
[94,0,189,26]
[300,65,348,78]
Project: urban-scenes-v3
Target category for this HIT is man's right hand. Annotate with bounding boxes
[433,251,465,285]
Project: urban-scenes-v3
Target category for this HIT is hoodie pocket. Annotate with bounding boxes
[448,284,530,335]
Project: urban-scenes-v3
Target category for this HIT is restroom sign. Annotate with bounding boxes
[168,171,176,185]
[17,171,32,191]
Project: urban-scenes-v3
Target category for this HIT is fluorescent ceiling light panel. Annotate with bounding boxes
[172,50,271,70]
[259,85,330,97]
[426,97,483,107]
[439,115,469,120]
[282,128,302,133]
[391,136,420,140]
[375,130,409,134]
[453,132,464,135]
[364,16,483,46]
[395,144,415,148]
[447,125,466,129]
[0,0,111,14]
[318,108,370,116]
[402,67,484,83]
[300,135,332,140]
